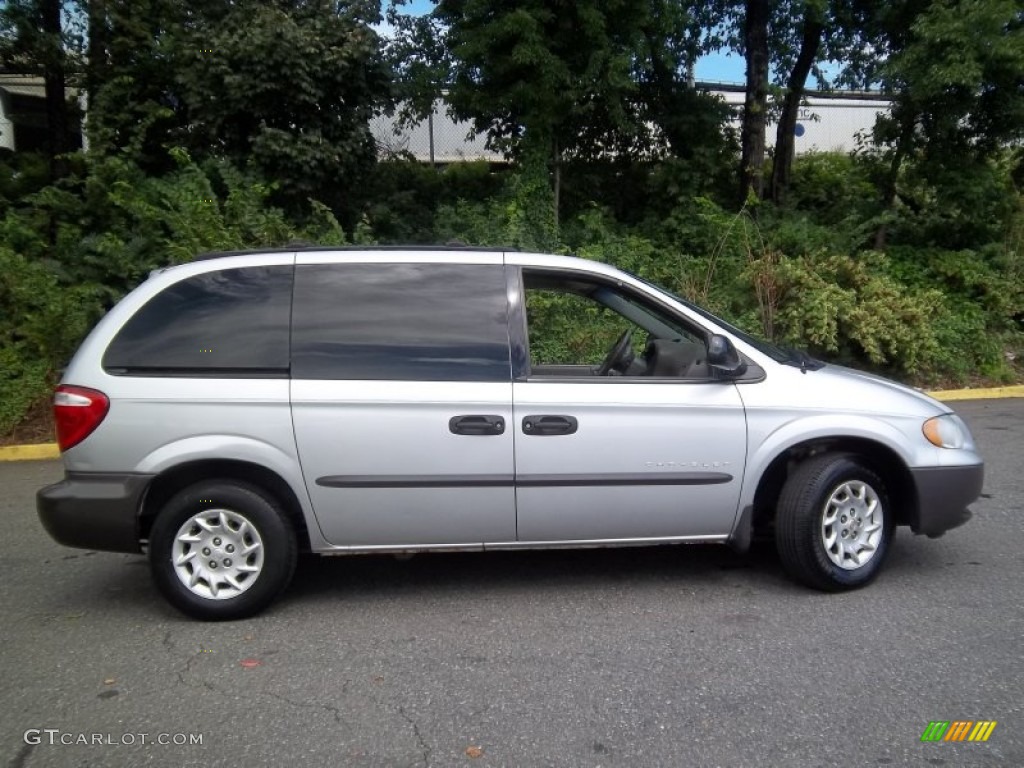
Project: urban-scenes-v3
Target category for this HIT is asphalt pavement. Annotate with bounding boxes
[2,399,1022,768]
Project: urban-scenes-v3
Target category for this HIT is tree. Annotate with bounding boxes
[634,1,734,170]
[175,0,392,219]
[83,0,188,172]
[767,1,825,204]
[432,1,641,158]
[392,0,733,225]
[728,0,876,206]
[738,0,770,203]
[871,0,1024,247]
[76,1,393,220]
[767,0,876,205]
[0,0,80,180]
[409,0,648,228]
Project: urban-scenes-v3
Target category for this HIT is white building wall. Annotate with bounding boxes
[0,93,15,151]
[371,89,891,163]
[0,118,14,151]
[714,90,885,154]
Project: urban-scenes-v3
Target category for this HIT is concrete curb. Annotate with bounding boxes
[2,385,1022,462]
[0,443,61,461]
[924,384,1024,402]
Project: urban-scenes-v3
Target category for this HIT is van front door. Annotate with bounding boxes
[510,266,747,543]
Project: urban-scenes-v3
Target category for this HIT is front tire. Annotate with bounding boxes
[149,480,297,620]
[775,454,893,591]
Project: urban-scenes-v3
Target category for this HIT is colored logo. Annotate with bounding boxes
[921,721,997,742]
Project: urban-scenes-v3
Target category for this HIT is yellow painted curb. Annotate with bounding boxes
[0,385,1020,461]
[926,385,1024,402]
[0,443,60,461]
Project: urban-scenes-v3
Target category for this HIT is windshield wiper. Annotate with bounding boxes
[781,348,824,373]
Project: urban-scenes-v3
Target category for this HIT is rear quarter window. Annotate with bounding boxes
[103,265,293,375]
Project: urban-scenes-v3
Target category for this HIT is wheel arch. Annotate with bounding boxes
[751,437,918,536]
[139,460,311,551]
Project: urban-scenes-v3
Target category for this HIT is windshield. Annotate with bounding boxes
[628,273,791,363]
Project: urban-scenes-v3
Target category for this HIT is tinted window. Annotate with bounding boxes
[292,263,510,381]
[104,266,293,374]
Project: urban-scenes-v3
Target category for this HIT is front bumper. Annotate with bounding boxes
[37,472,153,553]
[909,464,983,538]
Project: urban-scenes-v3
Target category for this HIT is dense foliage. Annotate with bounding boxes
[0,0,1022,437]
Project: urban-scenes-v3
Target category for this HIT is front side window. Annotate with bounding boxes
[523,270,709,378]
[103,266,293,375]
[291,263,511,381]
[526,289,643,367]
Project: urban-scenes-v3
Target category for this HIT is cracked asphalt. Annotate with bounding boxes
[2,399,1022,768]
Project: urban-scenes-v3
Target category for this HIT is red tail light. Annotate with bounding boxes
[54,385,110,452]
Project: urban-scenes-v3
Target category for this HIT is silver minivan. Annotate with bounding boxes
[38,247,984,619]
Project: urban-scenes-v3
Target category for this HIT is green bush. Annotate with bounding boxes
[0,248,102,434]
[0,149,352,434]
[434,160,558,252]
[359,159,506,244]
[883,245,1021,383]
[784,152,884,233]
[2,141,1023,440]
[768,251,942,376]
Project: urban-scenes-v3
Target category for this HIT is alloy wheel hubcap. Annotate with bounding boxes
[820,480,883,570]
[172,509,264,599]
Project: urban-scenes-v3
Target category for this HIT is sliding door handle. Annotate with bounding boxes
[449,415,505,436]
[522,415,578,436]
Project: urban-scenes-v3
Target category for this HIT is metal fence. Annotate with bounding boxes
[371,102,502,163]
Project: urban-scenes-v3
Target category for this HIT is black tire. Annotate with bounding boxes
[775,454,894,591]
[149,480,297,620]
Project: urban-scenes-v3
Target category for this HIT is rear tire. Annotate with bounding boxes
[149,480,297,620]
[775,454,893,591]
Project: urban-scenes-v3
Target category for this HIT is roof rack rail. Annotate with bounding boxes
[192,244,518,261]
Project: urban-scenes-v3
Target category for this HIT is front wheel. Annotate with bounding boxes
[149,480,297,620]
[775,454,894,591]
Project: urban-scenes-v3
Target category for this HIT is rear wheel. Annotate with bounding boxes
[149,480,297,620]
[775,454,893,591]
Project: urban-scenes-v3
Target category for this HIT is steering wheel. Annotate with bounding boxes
[597,329,634,376]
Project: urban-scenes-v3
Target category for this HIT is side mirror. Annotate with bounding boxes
[707,334,747,378]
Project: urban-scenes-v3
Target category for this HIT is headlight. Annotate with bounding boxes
[922,414,966,449]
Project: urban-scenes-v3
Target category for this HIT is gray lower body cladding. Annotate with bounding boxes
[909,464,983,538]
[37,472,152,553]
